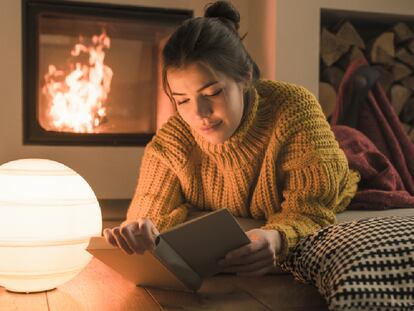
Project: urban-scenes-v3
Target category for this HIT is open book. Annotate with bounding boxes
[87,208,250,291]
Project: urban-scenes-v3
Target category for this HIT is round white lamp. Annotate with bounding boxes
[0,159,102,293]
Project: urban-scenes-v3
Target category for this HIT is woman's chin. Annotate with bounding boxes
[205,136,223,144]
[202,132,234,144]
[198,132,223,144]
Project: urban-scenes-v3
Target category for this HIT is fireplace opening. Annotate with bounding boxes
[22,0,192,145]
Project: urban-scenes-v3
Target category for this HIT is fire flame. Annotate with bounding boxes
[42,32,113,133]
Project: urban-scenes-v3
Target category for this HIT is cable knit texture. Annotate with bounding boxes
[127,79,360,260]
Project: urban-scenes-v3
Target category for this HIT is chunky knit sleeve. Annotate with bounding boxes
[126,146,188,233]
[262,85,359,260]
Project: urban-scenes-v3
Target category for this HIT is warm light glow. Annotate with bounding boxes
[43,31,113,133]
[0,159,102,293]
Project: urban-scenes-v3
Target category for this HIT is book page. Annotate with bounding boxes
[160,208,250,278]
[154,237,202,290]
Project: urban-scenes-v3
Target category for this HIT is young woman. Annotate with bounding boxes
[104,1,360,277]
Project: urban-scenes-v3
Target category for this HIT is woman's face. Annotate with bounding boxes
[167,63,246,144]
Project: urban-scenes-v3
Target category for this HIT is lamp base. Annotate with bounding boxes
[6,287,56,294]
[0,265,85,294]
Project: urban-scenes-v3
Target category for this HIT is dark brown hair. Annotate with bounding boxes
[162,1,260,102]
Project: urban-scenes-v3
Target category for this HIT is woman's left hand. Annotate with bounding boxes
[218,229,282,277]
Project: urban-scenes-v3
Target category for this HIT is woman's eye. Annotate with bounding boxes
[205,89,222,97]
[177,99,189,105]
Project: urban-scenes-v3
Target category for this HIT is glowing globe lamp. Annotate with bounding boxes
[0,159,102,293]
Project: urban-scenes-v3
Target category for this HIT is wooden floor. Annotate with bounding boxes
[1,203,328,311]
[0,258,161,311]
[149,273,328,311]
[0,258,328,311]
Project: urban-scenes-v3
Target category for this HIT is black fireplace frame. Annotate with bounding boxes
[22,0,192,146]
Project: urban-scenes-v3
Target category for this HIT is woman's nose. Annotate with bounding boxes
[195,96,212,118]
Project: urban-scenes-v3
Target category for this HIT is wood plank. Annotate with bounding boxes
[396,48,414,69]
[393,22,414,44]
[234,274,328,311]
[390,84,412,115]
[281,307,329,311]
[370,32,395,64]
[409,123,414,143]
[408,39,414,54]
[337,46,365,70]
[319,82,337,118]
[46,258,161,311]
[402,76,414,92]
[147,273,328,311]
[0,288,48,311]
[147,275,271,311]
[321,66,344,90]
[336,21,365,49]
[373,65,394,92]
[320,28,350,66]
[392,61,412,81]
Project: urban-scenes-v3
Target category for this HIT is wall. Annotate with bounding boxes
[0,0,276,199]
[3,0,414,198]
[275,0,414,97]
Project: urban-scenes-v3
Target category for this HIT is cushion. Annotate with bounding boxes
[281,216,414,311]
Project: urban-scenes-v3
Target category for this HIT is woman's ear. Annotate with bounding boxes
[244,68,253,88]
[242,70,253,91]
[247,68,253,82]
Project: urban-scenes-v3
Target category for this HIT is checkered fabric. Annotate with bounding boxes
[281,216,414,311]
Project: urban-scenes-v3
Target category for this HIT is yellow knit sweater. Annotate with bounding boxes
[127,79,360,258]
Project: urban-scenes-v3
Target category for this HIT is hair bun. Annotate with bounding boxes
[204,1,240,31]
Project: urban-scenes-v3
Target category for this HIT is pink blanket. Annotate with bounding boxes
[330,58,414,210]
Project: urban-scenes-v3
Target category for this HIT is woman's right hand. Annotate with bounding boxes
[103,218,159,255]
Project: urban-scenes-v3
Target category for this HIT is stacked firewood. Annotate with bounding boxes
[319,21,414,141]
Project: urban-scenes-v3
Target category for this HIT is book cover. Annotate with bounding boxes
[87,208,250,291]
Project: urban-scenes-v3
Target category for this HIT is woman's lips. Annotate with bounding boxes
[200,121,222,132]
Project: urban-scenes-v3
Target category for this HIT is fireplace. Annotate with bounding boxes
[22,0,192,146]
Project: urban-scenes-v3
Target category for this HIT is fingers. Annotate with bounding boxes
[221,257,274,275]
[136,218,158,250]
[237,264,275,277]
[217,229,279,277]
[221,237,268,264]
[103,228,117,246]
[112,226,134,255]
[120,222,145,254]
[103,218,159,255]
[219,246,273,266]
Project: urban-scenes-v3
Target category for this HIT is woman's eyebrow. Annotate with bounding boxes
[171,81,219,96]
